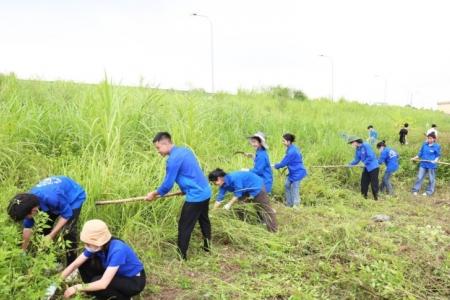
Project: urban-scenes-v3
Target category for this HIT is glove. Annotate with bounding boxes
[223,203,231,210]
[45,283,57,300]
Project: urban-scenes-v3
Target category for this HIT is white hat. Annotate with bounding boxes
[247,131,269,149]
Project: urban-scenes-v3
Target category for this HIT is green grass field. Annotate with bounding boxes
[1,73,450,299]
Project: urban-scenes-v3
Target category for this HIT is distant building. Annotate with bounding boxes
[437,102,450,114]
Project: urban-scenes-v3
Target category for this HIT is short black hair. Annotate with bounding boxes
[376,140,387,149]
[432,124,436,128]
[7,193,40,221]
[367,125,373,129]
[208,168,227,182]
[282,133,296,143]
[153,132,172,143]
[404,123,409,127]
[427,132,436,139]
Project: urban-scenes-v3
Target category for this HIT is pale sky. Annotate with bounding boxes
[1,0,449,109]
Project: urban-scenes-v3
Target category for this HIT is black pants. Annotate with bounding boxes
[178,198,211,260]
[79,257,146,300]
[43,207,82,266]
[361,168,379,200]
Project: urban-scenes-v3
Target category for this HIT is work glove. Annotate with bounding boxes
[224,203,231,210]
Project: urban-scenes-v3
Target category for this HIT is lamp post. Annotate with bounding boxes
[319,54,334,101]
[374,75,387,105]
[191,13,214,94]
[399,85,409,106]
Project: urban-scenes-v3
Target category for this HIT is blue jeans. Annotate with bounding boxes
[380,171,394,194]
[412,167,436,195]
[284,179,301,207]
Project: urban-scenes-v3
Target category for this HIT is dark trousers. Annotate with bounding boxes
[43,207,82,266]
[361,168,379,200]
[178,198,211,260]
[240,185,279,233]
[79,257,146,300]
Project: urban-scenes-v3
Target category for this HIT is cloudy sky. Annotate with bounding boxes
[1,0,448,109]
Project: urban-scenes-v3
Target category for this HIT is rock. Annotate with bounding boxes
[372,214,391,222]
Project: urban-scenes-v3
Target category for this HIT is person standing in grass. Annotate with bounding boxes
[376,140,399,195]
[367,125,378,145]
[60,219,146,299]
[410,132,440,196]
[425,124,438,140]
[399,123,409,145]
[145,132,212,260]
[273,133,307,208]
[7,176,86,266]
[347,136,380,200]
[244,131,273,194]
[208,168,278,233]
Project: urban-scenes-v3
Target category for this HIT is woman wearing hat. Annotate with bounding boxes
[60,219,146,299]
[273,133,307,208]
[347,136,379,200]
[376,140,399,195]
[245,131,273,194]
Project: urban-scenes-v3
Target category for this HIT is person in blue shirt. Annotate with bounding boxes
[410,132,440,196]
[347,136,380,200]
[367,125,378,145]
[244,131,273,193]
[376,140,399,195]
[208,169,278,233]
[273,133,307,208]
[7,176,86,266]
[60,219,146,299]
[145,132,212,260]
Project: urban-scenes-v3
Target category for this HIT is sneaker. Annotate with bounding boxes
[413,192,418,196]
[54,262,64,273]
[66,269,79,281]
[422,192,428,196]
[45,283,57,300]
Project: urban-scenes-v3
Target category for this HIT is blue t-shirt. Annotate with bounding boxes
[378,147,399,172]
[349,142,379,172]
[157,146,212,202]
[23,176,86,228]
[249,148,273,193]
[274,144,307,181]
[369,130,378,144]
[217,171,263,201]
[417,142,441,169]
[83,239,143,277]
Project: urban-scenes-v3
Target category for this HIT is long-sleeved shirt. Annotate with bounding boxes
[249,148,273,193]
[216,171,263,201]
[157,146,212,202]
[417,142,441,169]
[274,144,307,181]
[348,142,379,172]
[378,147,399,172]
[23,176,86,228]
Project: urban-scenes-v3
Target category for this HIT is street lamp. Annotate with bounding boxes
[319,54,334,101]
[374,75,387,105]
[191,13,214,94]
[399,85,410,106]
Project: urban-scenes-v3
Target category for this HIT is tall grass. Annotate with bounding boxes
[1,73,450,299]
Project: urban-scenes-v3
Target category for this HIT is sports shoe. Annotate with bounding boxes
[54,262,64,272]
[66,269,79,281]
[422,192,428,196]
[413,192,418,196]
[45,283,57,300]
